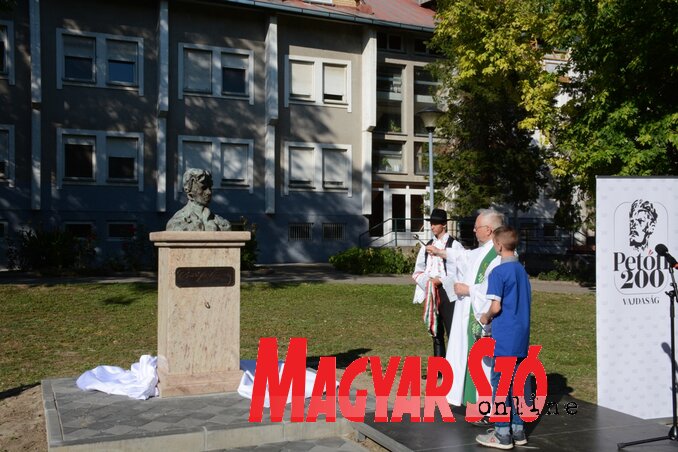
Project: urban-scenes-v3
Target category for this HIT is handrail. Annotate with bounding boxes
[360,216,594,254]
[359,217,425,248]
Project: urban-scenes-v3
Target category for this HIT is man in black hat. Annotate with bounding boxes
[412,208,465,368]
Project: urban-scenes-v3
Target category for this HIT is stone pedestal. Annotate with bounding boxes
[149,231,251,397]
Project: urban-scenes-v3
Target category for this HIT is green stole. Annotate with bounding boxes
[462,245,498,405]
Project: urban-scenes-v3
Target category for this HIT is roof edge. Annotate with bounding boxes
[217,0,435,32]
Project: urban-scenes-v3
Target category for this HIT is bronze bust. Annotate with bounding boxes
[166,168,231,231]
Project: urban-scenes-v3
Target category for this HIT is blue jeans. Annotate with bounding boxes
[491,357,530,436]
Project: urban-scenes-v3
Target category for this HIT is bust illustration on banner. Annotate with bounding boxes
[628,199,658,254]
[612,197,668,296]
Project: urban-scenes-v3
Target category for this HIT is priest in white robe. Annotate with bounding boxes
[445,208,504,407]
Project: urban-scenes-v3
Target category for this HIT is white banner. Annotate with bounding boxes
[596,177,678,419]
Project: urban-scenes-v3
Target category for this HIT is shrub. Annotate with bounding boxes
[233,216,258,270]
[7,227,96,271]
[120,224,157,271]
[329,246,416,275]
[537,257,595,284]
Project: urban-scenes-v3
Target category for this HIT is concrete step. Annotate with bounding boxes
[227,434,370,451]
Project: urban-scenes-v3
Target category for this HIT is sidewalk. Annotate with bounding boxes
[246,264,595,294]
[0,263,595,293]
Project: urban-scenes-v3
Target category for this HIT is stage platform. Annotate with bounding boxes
[44,377,676,451]
[358,396,677,451]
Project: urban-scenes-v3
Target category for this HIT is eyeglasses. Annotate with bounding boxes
[473,225,491,232]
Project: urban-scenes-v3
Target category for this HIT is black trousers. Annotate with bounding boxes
[433,290,455,357]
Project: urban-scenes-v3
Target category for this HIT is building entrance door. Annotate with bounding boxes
[369,185,426,245]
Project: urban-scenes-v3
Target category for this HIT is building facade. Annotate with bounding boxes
[0,0,444,265]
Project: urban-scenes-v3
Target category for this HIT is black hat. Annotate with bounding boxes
[427,208,448,224]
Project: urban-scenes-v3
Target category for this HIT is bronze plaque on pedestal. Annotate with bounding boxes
[175,267,235,288]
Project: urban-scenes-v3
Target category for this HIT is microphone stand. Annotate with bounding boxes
[618,262,678,449]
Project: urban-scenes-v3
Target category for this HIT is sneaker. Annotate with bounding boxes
[471,416,494,427]
[512,430,527,446]
[476,429,513,450]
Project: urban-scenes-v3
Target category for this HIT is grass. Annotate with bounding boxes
[0,282,596,402]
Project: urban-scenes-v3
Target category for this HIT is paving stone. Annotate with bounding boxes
[138,420,173,432]
[314,436,350,448]
[102,424,137,435]
[64,428,100,440]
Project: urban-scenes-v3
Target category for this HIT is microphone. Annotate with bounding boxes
[655,244,678,268]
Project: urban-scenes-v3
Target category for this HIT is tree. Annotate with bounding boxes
[551,0,678,199]
[429,0,558,218]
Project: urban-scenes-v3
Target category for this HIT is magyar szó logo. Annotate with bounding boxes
[613,199,670,298]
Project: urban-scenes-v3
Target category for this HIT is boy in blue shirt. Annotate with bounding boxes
[476,225,531,450]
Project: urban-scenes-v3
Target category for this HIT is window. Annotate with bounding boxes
[106,136,138,181]
[57,129,144,190]
[414,39,428,54]
[322,64,347,103]
[57,29,143,93]
[64,223,94,239]
[64,137,95,180]
[183,49,211,94]
[107,39,139,85]
[377,32,403,52]
[414,142,428,175]
[284,141,352,195]
[377,65,402,97]
[108,222,136,240]
[414,38,442,56]
[414,68,441,135]
[289,223,313,241]
[323,223,345,241]
[63,35,95,82]
[0,125,14,185]
[179,44,253,103]
[322,148,350,189]
[0,221,6,238]
[289,145,315,189]
[219,142,252,188]
[0,20,15,84]
[178,136,254,193]
[519,220,539,239]
[286,56,351,110]
[221,53,248,95]
[376,64,403,133]
[373,140,404,173]
[543,222,557,238]
[290,60,314,100]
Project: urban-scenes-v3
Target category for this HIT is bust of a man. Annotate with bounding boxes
[166,168,231,231]
[628,199,657,253]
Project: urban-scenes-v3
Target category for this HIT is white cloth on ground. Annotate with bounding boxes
[238,359,336,408]
[76,355,159,400]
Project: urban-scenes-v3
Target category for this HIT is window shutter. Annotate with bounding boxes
[183,141,213,175]
[63,35,94,58]
[289,146,315,186]
[221,143,248,184]
[322,148,348,188]
[107,40,137,62]
[290,61,314,98]
[184,49,212,92]
[323,64,346,100]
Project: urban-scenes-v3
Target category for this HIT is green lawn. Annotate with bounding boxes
[0,282,596,402]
